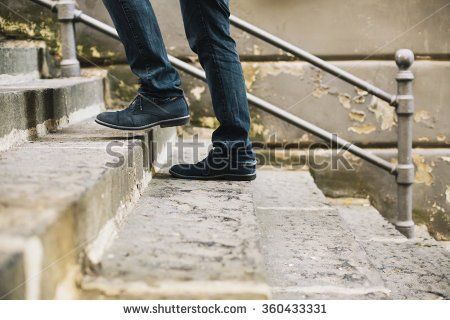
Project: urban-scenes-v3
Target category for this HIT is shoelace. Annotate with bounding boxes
[128,94,175,114]
[128,96,140,111]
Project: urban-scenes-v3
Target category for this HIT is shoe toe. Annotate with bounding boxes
[96,111,118,125]
[169,163,201,178]
[169,164,187,175]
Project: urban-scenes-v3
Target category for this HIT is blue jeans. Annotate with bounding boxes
[102,0,255,163]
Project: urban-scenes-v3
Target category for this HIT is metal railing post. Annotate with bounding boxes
[394,49,415,239]
[56,0,80,77]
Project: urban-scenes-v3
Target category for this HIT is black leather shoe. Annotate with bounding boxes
[169,149,256,181]
[95,95,189,130]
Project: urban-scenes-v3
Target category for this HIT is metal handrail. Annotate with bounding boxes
[25,0,415,238]
[76,7,397,174]
[229,15,397,106]
[72,12,396,174]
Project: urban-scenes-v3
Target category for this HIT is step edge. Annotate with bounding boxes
[271,285,391,297]
[0,71,41,85]
[0,77,105,152]
[80,277,271,300]
[0,103,104,153]
[0,76,104,92]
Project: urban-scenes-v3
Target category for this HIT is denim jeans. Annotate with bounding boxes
[102,0,255,163]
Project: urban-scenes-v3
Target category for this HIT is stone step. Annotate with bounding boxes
[253,169,390,299]
[0,76,104,152]
[0,118,177,299]
[334,200,450,299]
[0,40,47,84]
[80,142,270,299]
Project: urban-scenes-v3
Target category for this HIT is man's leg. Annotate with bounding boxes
[169,0,256,180]
[102,0,182,98]
[96,0,189,130]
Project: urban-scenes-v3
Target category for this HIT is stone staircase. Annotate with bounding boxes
[0,40,449,300]
[0,41,176,299]
[78,145,449,300]
[79,142,269,299]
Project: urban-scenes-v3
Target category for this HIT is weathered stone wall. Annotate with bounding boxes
[4,0,446,61]
[1,2,448,144]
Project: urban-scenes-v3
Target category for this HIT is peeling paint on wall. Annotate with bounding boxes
[76,44,117,60]
[436,133,446,142]
[76,44,84,55]
[431,202,445,213]
[242,63,260,92]
[250,123,268,137]
[348,124,376,134]
[414,110,435,128]
[258,62,305,78]
[338,94,352,109]
[0,17,37,37]
[198,116,219,129]
[190,86,206,101]
[0,17,60,56]
[252,44,261,55]
[90,46,101,58]
[300,133,311,142]
[355,87,368,95]
[349,110,366,122]
[414,110,431,122]
[368,96,397,131]
[353,87,368,104]
[312,85,329,98]
[343,152,363,166]
[413,155,433,186]
[311,71,329,98]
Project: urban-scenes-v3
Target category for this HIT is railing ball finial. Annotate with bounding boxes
[395,49,414,70]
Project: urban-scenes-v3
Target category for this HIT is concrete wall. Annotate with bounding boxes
[3,0,445,61]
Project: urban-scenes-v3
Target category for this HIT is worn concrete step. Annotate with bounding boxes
[80,141,270,299]
[0,119,177,299]
[333,199,450,299]
[253,169,390,299]
[0,41,40,84]
[0,75,104,152]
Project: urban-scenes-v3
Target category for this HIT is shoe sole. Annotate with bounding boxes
[95,115,190,131]
[169,169,256,181]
